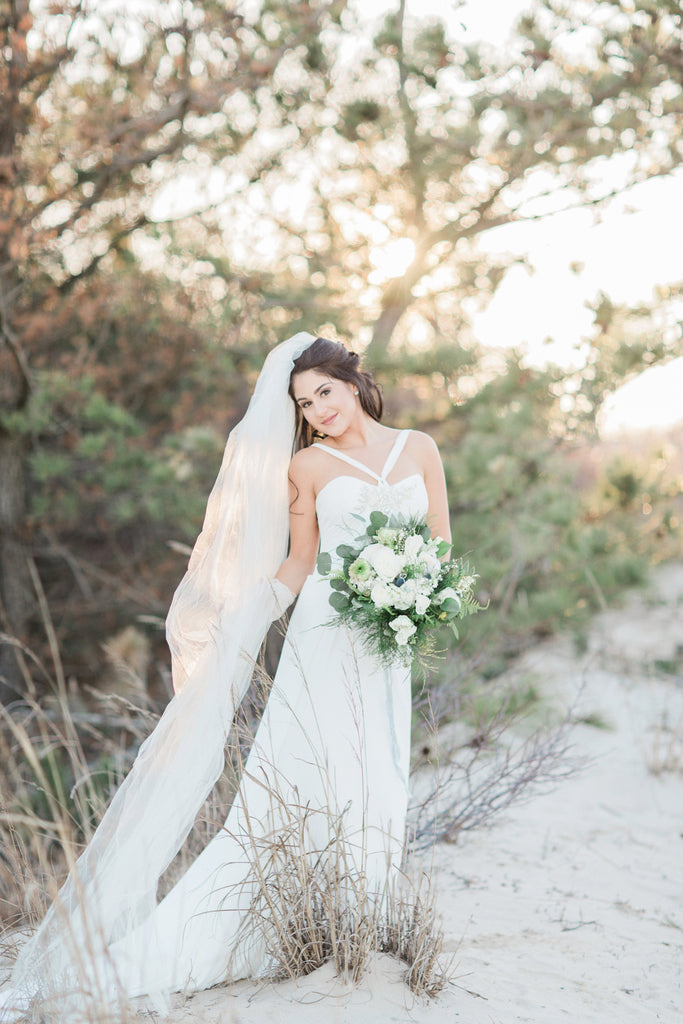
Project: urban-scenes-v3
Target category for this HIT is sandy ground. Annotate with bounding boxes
[156,561,683,1024]
[2,565,680,1023]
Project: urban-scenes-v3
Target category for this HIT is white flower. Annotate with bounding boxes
[363,542,405,582]
[376,526,399,546]
[404,533,426,563]
[370,580,397,609]
[414,593,431,615]
[390,578,417,611]
[420,554,441,579]
[436,586,461,610]
[389,614,418,646]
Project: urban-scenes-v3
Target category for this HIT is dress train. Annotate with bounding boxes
[1,430,428,1018]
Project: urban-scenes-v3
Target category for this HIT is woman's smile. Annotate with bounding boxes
[292,372,361,437]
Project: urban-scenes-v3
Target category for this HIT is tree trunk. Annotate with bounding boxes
[0,305,33,707]
[367,301,410,363]
[0,0,34,702]
[0,433,32,703]
[366,274,418,363]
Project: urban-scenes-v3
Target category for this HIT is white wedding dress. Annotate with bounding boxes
[2,430,428,1017]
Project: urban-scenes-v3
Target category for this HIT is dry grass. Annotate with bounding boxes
[0,609,576,1014]
[647,711,683,776]
[0,687,151,931]
[236,800,451,997]
[0,650,453,1015]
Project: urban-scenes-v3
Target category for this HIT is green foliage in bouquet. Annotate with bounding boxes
[316,511,482,671]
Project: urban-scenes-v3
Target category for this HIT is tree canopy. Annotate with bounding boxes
[0,0,681,701]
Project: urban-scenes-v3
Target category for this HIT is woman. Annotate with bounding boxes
[280,337,450,594]
[1,333,450,1018]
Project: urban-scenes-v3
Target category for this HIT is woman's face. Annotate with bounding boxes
[291,370,358,438]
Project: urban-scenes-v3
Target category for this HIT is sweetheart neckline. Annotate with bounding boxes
[315,472,425,505]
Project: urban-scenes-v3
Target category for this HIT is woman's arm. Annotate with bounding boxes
[411,431,452,545]
[275,449,320,594]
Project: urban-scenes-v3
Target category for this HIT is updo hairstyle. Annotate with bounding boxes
[289,337,383,449]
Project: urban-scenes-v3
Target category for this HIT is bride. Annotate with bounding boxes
[1,332,450,1018]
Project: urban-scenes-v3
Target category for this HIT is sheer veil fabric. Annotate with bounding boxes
[2,332,316,1018]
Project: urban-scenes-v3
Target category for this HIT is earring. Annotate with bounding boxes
[354,390,359,395]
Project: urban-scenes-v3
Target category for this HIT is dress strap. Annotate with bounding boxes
[311,443,382,482]
[380,429,410,481]
[312,428,411,484]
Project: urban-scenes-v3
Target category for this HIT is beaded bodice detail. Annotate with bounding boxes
[313,430,429,553]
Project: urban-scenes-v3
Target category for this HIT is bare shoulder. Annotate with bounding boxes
[406,429,444,466]
[289,445,326,483]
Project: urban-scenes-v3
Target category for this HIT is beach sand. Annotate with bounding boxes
[2,566,680,1024]
[158,561,683,1024]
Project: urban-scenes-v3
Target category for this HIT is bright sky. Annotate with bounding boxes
[352,0,683,436]
[473,174,683,436]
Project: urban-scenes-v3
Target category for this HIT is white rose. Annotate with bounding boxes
[414,593,430,615]
[436,586,461,610]
[363,543,405,582]
[404,534,426,563]
[389,614,418,646]
[370,580,397,609]
[376,526,399,546]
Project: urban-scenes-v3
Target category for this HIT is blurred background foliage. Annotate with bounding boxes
[0,0,682,707]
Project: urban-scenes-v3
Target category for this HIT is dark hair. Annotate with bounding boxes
[289,337,383,449]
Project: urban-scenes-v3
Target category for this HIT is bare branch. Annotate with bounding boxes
[410,699,583,849]
[56,213,149,294]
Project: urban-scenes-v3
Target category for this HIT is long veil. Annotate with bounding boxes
[8,331,316,1009]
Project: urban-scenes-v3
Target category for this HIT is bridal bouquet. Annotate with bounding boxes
[316,510,481,669]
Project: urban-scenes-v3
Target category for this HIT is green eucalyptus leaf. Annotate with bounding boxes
[329,591,351,612]
[336,543,356,559]
[316,552,332,575]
